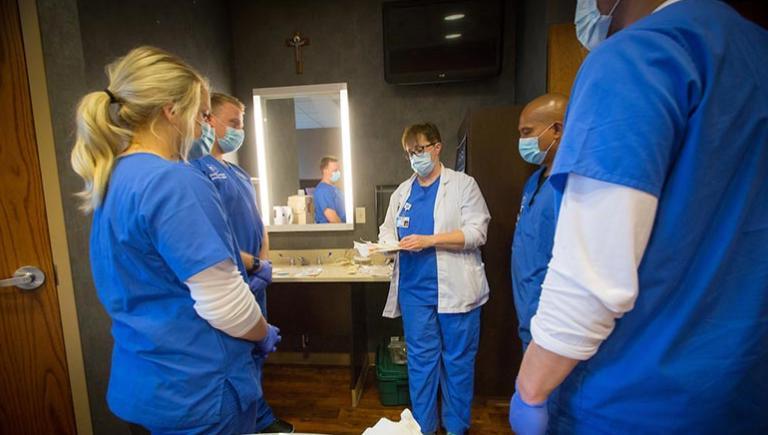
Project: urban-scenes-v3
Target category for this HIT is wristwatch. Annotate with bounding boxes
[248,257,261,274]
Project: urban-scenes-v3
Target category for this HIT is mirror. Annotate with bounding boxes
[252,83,354,232]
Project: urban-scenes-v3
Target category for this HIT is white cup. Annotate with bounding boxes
[273,206,293,225]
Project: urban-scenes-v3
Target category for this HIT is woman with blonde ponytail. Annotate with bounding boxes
[71,46,282,434]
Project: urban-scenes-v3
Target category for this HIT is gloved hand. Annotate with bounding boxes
[254,324,281,357]
[255,260,273,285]
[248,273,268,296]
[509,391,548,435]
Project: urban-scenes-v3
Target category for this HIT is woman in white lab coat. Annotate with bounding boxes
[379,122,491,435]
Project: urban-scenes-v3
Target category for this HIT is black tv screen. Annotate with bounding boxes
[383,0,504,85]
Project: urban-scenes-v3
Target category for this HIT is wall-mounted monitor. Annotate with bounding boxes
[383,0,504,85]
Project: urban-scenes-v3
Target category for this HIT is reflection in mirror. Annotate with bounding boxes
[253,83,353,232]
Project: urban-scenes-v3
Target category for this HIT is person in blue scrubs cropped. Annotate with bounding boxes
[511,93,568,350]
[70,47,281,435]
[379,123,491,435]
[509,1,768,434]
[313,156,346,223]
[190,93,293,434]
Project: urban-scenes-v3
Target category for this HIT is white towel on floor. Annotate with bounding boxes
[362,409,422,435]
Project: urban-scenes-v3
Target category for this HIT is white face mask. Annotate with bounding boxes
[575,0,623,51]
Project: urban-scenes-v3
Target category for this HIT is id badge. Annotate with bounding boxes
[396,216,410,229]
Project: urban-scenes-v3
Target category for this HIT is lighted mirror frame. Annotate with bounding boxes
[253,83,354,232]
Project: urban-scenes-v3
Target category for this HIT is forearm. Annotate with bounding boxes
[259,231,270,260]
[240,316,268,341]
[516,341,579,403]
[324,209,341,223]
[186,259,265,341]
[431,230,466,250]
[241,251,255,271]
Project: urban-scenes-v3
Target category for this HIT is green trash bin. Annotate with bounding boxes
[376,339,410,406]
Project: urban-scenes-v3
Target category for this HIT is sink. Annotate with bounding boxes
[272,266,322,277]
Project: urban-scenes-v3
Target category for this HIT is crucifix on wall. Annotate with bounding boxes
[286,32,310,74]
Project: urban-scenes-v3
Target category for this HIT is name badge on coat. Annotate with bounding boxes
[396,216,410,229]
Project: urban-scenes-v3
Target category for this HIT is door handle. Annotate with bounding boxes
[0,266,46,291]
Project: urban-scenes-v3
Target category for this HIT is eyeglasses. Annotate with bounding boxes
[404,142,437,158]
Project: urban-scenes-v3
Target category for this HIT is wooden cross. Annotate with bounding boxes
[286,32,310,74]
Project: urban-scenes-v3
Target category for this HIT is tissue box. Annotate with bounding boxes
[288,195,315,224]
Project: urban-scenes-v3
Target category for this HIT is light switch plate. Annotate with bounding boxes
[355,207,366,224]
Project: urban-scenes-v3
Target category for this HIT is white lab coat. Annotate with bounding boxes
[379,165,491,318]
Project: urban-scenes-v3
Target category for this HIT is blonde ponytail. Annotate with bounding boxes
[70,46,207,212]
[71,91,130,211]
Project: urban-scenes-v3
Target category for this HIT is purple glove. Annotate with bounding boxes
[254,324,281,357]
[248,273,268,296]
[255,260,273,284]
[509,391,548,435]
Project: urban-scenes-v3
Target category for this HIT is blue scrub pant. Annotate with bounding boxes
[400,304,481,434]
[252,285,277,432]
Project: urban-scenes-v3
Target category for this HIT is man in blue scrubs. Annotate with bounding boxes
[509,1,768,434]
[511,93,568,350]
[313,156,346,223]
[191,93,293,434]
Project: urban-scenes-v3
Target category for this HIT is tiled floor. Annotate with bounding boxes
[262,365,512,434]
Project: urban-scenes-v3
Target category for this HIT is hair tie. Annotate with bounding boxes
[104,89,118,104]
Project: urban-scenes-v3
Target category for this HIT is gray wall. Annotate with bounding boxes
[36,0,574,432]
[231,0,519,249]
[37,0,234,433]
[297,128,342,180]
[265,99,301,207]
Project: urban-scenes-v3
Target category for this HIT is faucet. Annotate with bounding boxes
[315,251,332,265]
[294,256,309,266]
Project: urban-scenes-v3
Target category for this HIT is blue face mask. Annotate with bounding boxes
[410,152,436,178]
[519,124,556,165]
[575,0,622,51]
[188,121,215,160]
[217,127,245,154]
[330,170,341,183]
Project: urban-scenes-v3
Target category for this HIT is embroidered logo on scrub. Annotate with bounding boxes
[206,164,228,181]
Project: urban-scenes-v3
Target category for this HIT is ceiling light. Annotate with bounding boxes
[445,33,462,40]
[444,13,465,21]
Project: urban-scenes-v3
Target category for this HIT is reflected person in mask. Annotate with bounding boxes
[511,93,567,351]
[313,156,347,223]
[190,93,293,434]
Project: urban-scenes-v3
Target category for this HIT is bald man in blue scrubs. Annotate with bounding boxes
[511,93,568,350]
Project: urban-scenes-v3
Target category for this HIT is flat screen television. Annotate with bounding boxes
[383,0,505,85]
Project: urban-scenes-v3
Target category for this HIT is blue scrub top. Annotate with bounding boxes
[190,155,264,258]
[90,154,261,428]
[511,167,557,348]
[397,177,440,306]
[547,1,768,432]
[313,181,346,223]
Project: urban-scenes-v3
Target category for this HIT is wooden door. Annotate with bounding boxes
[0,0,77,433]
[547,23,588,97]
[460,106,535,396]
